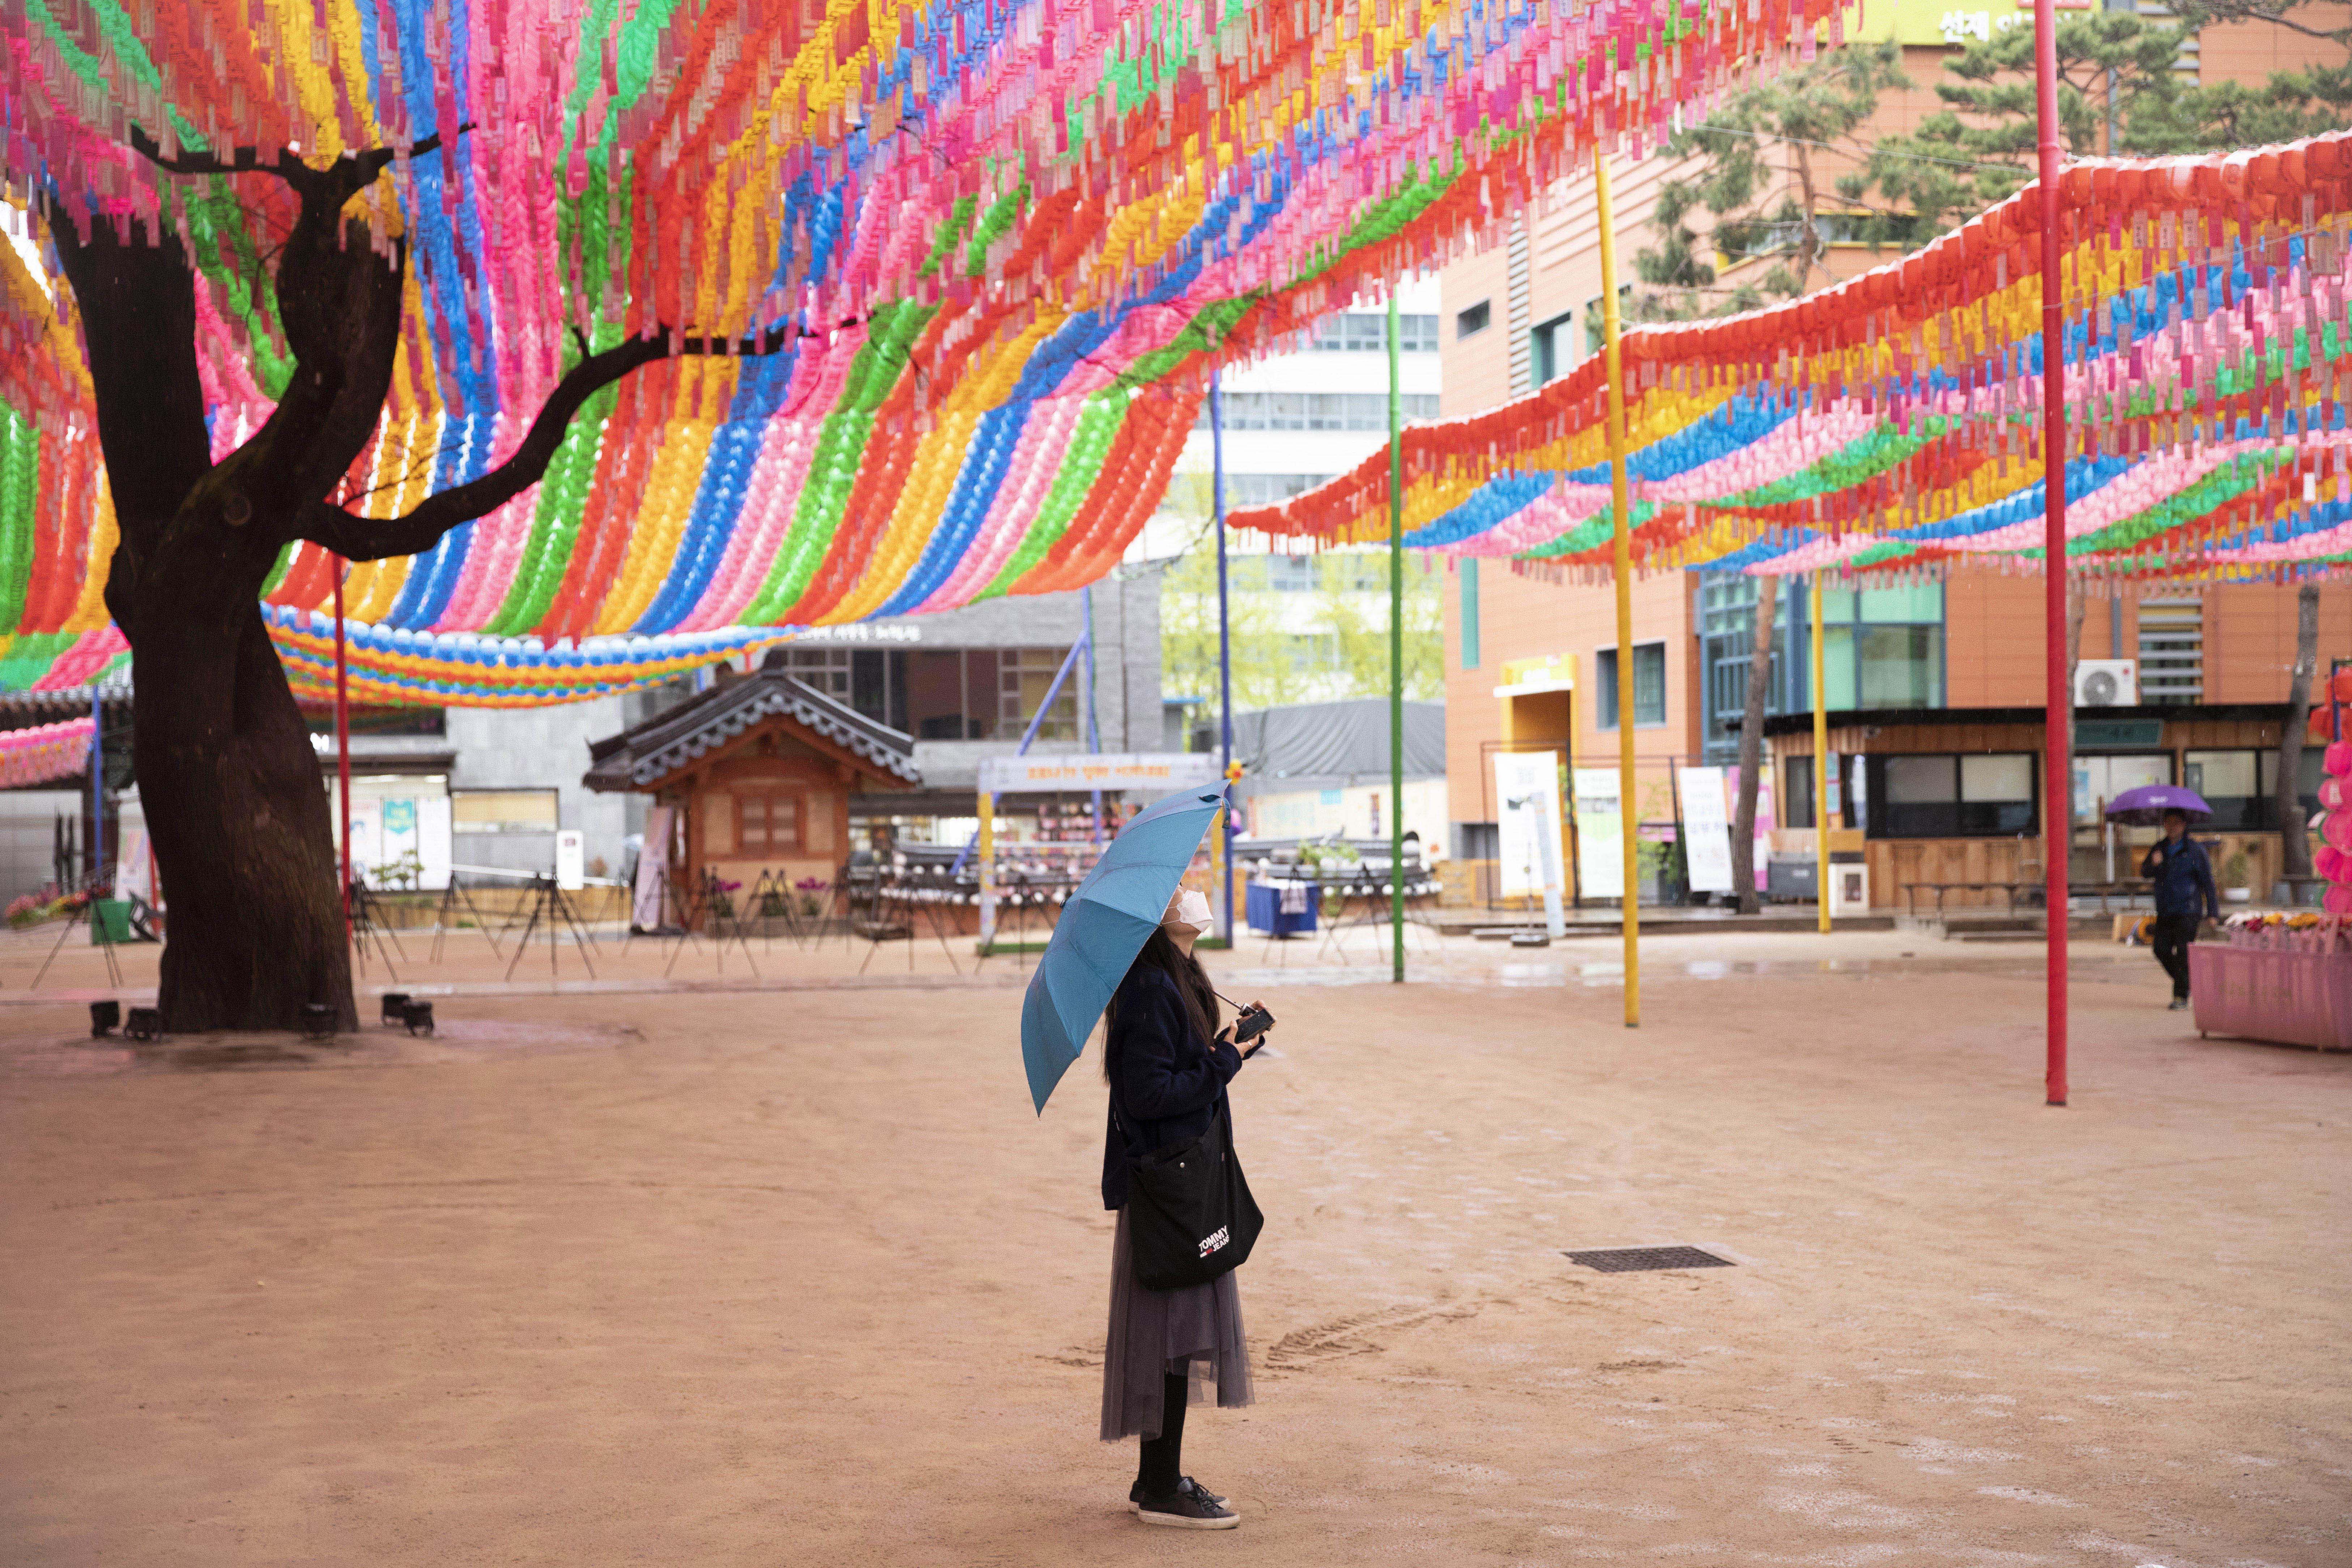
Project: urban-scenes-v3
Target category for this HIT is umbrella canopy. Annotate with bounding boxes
[1019,788,1228,1115]
[2105,785,2213,826]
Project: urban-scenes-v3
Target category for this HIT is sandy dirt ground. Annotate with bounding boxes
[1,924,2345,1567]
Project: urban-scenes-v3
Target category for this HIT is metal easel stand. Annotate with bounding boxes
[346,877,408,980]
[30,893,123,991]
[503,873,601,982]
[666,869,757,978]
[428,874,508,964]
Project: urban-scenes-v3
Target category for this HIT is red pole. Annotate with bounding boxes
[2036,0,2070,1107]
[334,560,353,944]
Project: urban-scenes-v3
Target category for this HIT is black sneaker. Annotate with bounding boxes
[1135,1481,1239,1530]
[2169,996,2190,1011]
[1130,1476,1230,1513]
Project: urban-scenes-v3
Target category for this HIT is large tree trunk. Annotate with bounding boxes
[45,132,789,1031]
[1730,575,1778,916]
[52,205,376,1031]
[2276,581,2320,880]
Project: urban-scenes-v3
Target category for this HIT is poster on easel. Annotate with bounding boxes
[1492,751,1566,935]
[1677,766,1735,894]
[1571,768,1624,901]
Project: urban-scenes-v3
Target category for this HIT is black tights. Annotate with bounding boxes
[1135,1371,1190,1496]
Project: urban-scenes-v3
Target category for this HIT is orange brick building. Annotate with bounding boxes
[1435,10,2350,908]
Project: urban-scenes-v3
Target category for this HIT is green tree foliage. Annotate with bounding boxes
[1872,14,2181,231]
[1874,8,2350,233]
[1160,532,1443,716]
[1633,40,1912,321]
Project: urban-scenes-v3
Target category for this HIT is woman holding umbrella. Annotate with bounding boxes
[1015,787,1273,1530]
[1098,886,1269,1529]
[2110,786,2221,1010]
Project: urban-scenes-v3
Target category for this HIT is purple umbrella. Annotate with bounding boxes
[2104,784,2213,826]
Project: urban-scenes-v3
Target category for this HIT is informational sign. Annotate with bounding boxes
[555,829,586,890]
[1493,751,1566,936]
[1572,768,1625,902]
[975,752,1222,795]
[381,796,419,882]
[1845,0,2087,48]
[416,796,453,890]
[634,805,674,929]
[1677,766,1735,895]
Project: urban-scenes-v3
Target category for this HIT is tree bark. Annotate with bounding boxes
[2276,581,2320,880]
[1730,575,1779,916]
[47,133,811,1032]
[51,205,361,1030]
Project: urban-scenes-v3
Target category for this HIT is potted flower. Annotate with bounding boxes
[795,876,830,917]
[2220,847,2253,904]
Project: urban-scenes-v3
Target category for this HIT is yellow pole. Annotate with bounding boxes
[1811,574,1831,934]
[1595,157,1638,1029]
[977,789,996,952]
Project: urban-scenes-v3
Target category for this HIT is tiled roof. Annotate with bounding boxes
[583,671,920,792]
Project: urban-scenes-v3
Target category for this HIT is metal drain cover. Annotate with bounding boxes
[1565,1245,1735,1273]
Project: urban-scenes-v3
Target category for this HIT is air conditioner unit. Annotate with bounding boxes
[2075,659,2137,708]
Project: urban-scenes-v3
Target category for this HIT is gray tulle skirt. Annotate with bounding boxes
[1099,1207,1254,1441]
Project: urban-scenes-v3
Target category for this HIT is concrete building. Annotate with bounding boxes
[1139,278,1446,712]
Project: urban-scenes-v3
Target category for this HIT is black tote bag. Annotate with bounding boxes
[1121,1102,1264,1291]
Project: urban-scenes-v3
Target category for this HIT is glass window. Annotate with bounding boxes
[1311,313,1438,351]
[1530,310,1575,385]
[735,791,803,855]
[1784,756,1816,829]
[1594,643,1666,729]
[999,647,1080,741]
[1456,300,1491,338]
[1198,393,1435,432]
[2257,748,2325,833]
[1858,584,1944,623]
[781,647,854,699]
[1857,625,1943,708]
[2187,749,2262,830]
[1870,753,2036,837]
[452,789,559,834]
[1886,756,1958,803]
[1959,753,2036,834]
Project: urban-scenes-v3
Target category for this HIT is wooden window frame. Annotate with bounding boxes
[732,787,806,856]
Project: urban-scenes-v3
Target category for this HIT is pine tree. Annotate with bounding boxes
[1633,41,1911,321]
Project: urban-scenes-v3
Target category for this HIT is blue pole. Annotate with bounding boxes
[949,629,1091,875]
[1212,369,1235,943]
[1083,582,1103,844]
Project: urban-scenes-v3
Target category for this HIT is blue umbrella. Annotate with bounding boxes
[2104,784,2213,827]
[1019,786,1228,1114]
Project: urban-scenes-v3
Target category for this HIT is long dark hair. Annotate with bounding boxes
[1103,926,1221,1081]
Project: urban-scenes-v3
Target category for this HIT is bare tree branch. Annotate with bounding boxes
[296,320,849,562]
[128,123,470,197]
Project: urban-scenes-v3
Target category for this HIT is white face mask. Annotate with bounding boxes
[1165,889,1213,936]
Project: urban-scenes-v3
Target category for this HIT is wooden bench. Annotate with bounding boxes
[1902,881,2035,916]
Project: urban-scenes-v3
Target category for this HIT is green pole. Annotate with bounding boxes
[1388,288,1405,984]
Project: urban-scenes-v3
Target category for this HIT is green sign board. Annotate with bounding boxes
[2077,718,2164,750]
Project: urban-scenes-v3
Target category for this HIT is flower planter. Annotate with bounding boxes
[2190,943,2352,1051]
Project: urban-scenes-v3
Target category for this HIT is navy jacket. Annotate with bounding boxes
[1100,965,1244,1211]
[2141,834,2220,919]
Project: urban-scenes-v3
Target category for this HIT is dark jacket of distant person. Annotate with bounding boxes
[2141,834,2220,919]
[1100,966,1243,1211]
